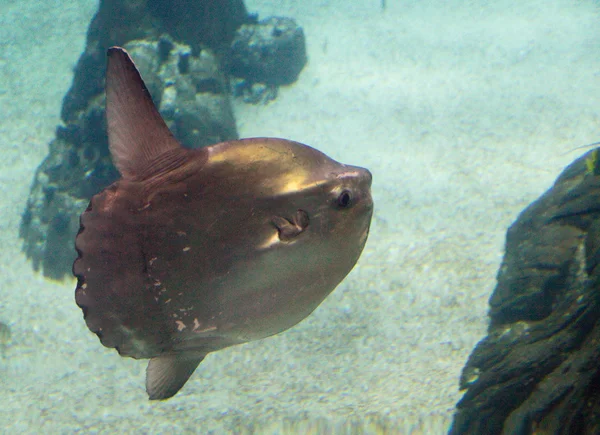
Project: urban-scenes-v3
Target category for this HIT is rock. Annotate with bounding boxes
[124,38,238,148]
[61,0,249,123]
[228,16,307,86]
[231,78,278,104]
[450,149,600,434]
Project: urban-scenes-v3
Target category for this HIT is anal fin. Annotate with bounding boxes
[146,352,205,400]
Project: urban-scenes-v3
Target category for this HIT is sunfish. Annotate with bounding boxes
[74,47,373,400]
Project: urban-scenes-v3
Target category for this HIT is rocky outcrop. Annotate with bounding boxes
[228,16,307,103]
[451,149,600,435]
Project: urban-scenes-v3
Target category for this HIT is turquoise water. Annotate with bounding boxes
[1,0,599,433]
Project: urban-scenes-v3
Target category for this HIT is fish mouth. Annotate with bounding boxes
[359,222,371,246]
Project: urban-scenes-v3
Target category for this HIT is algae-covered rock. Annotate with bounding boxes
[450,148,600,434]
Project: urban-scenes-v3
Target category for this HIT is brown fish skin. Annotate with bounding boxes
[74,47,373,400]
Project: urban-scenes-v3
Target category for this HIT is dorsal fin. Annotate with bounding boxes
[105,46,182,180]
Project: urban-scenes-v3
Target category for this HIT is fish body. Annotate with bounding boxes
[74,47,373,400]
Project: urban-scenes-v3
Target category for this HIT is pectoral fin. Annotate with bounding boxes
[146,352,205,400]
[272,209,309,241]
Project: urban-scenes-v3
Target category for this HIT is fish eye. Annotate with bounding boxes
[336,190,353,208]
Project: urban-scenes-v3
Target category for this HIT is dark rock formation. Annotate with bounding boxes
[61,0,250,126]
[229,16,307,85]
[228,16,307,104]
[20,0,249,279]
[450,149,600,435]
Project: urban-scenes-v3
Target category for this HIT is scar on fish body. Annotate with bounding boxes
[73,47,373,400]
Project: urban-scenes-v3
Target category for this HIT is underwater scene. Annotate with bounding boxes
[2,0,600,433]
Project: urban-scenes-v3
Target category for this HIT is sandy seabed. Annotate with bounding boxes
[1,0,599,433]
